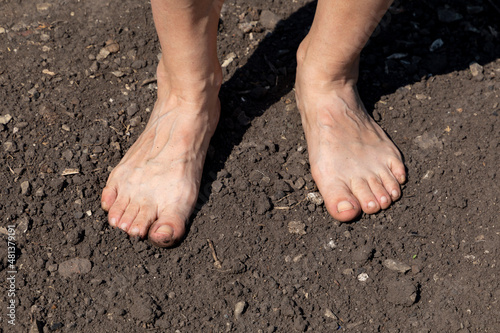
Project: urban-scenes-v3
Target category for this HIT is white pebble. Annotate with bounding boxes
[307,192,324,205]
[357,273,369,282]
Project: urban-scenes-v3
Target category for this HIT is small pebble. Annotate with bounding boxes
[357,273,369,282]
[221,52,236,68]
[104,40,120,53]
[47,264,58,272]
[324,308,338,320]
[288,221,306,235]
[0,114,12,125]
[294,177,305,190]
[212,180,223,193]
[307,192,324,205]
[326,239,337,249]
[429,38,444,52]
[234,301,247,319]
[127,103,139,117]
[21,181,30,195]
[383,259,411,273]
[36,3,52,12]
[259,10,280,30]
[3,141,16,152]
[352,245,374,265]
[131,60,146,69]
[129,116,141,127]
[469,62,483,77]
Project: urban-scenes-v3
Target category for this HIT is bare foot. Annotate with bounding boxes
[295,43,406,222]
[101,62,221,247]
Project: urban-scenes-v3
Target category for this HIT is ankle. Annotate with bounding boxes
[156,57,223,104]
[296,36,360,87]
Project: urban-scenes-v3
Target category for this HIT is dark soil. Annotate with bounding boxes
[1,0,499,332]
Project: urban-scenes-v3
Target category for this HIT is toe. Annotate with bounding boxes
[367,176,392,210]
[148,214,186,248]
[107,196,129,227]
[128,207,156,238]
[380,171,402,201]
[351,178,380,214]
[388,157,406,185]
[321,182,362,222]
[117,204,140,233]
[101,186,118,212]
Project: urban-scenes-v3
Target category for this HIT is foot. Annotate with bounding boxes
[295,42,406,222]
[101,61,221,247]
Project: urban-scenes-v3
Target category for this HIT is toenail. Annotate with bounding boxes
[156,225,174,238]
[129,226,139,236]
[398,175,406,183]
[392,190,399,198]
[367,201,377,209]
[119,223,128,231]
[381,196,388,204]
[109,218,116,227]
[337,201,354,213]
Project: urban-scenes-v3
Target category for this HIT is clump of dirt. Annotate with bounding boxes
[0,0,499,332]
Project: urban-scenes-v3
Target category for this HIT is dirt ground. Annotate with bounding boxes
[0,0,499,332]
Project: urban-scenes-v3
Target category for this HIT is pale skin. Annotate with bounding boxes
[101,0,406,247]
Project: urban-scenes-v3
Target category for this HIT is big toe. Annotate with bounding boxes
[148,215,186,248]
[322,184,362,222]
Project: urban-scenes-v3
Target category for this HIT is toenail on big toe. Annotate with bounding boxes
[337,201,354,213]
[156,225,174,239]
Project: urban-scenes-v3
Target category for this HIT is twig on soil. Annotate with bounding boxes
[274,196,306,210]
[141,77,157,87]
[275,192,293,203]
[109,125,122,134]
[61,168,80,176]
[7,164,15,175]
[207,239,222,269]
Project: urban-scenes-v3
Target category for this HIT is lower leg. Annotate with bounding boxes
[296,0,406,221]
[101,0,224,247]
